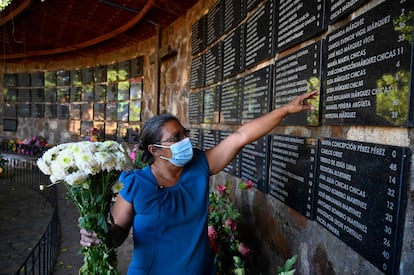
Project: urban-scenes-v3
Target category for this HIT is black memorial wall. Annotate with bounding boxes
[189,0,413,274]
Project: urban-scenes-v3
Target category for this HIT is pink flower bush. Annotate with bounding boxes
[208,180,252,274]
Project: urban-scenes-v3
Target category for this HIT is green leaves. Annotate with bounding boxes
[277,255,297,275]
[66,171,120,274]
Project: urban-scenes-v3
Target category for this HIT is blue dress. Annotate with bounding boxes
[119,149,215,275]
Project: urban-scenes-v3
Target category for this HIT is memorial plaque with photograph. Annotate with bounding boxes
[70,87,82,102]
[3,103,16,118]
[94,103,106,121]
[117,123,128,141]
[276,0,326,52]
[118,81,130,100]
[57,87,70,103]
[126,128,140,144]
[207,0,223,46]
[18,89,31,102]
[106,83,118,101]
[189,91,203,124]
[105,122,117,140]
[58,105,69,119]
[269,135,317,219]
[17,104,31,117]
[81,103,93,121]
[316,138,410,275]
[224,0,245,33]
[240,135,269,193]
[45,88,57,102]
[274,41,322,126]
[190,54,205,88]
[3,119,17,132]
[223,25,244,79]
[69,120,81,135]
[31,72,44,87]
[107,63,118,82]
[192,15,207,55]
[117,102,129,122]
[44,72,56,87]
[95,84,106,101]
[201,129,219,150]
[220,78,242,124]
[82,85,94,102]
[328,0,369,24]
[4,88,17,102]
[32,104,44,118]
[115,124,126,142]
[131,56,144,77]
[118,60,130,81]
[17,73,31,87]
[81,121,93,137]
[242,65,272,122]
[245,0,275,69]
[70,70,82,86]
[205,42,222,85]
[31,88,44,102]
[56,70,70,86]
[5,74,17,87]
[106,103,117,121]
[94,65,107,83]
[220,130,241,177]
[129,101,141,122]
[203,86,220,124]
[44,104,57,118]
[130,77,143,100]
[70,104,81,120]
[82,67,94,85]
[323,0,414,126]
[189,128,202,150]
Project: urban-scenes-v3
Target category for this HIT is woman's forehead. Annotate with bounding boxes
[161,120,182,135]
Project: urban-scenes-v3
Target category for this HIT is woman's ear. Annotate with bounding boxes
[148,144,158,155]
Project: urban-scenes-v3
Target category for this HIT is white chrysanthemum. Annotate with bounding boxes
[96,151,117,172]
[65,171,89,186]
[55,149,76,172]
[75,151,99,175]
[36,157,51,175]
[112,180,124,193]
[50,160,68,182]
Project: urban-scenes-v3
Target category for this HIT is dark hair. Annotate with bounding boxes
[139,114,180,164]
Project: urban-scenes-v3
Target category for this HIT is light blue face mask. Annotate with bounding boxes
[153,137,193,167]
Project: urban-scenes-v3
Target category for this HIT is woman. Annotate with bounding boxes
[80,91,318,274]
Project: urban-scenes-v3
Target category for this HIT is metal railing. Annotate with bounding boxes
[0,154,59,275]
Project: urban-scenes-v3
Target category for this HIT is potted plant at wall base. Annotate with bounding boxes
[36,141,134,274]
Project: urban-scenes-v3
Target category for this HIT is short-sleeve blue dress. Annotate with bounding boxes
[119,149,215,274]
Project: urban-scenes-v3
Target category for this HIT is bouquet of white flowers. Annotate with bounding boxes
[37,140,134,274]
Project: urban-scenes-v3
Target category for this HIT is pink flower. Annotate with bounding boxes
[224,219,237,231]
[238,242,251,257]
[217,184,227,195]
[208,225,218,240]
[240,179,253,190]
[130,151,136,161]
